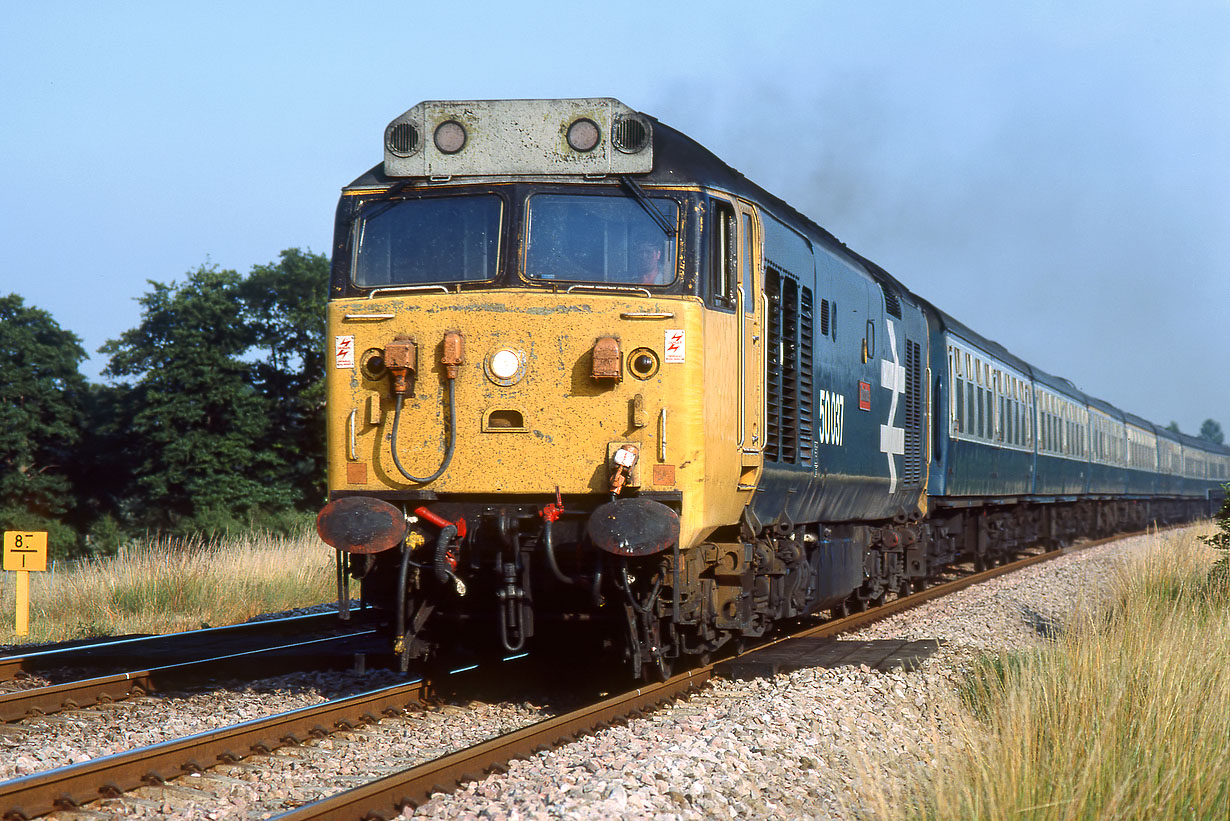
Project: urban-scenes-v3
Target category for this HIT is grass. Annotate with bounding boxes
[0,529,337,646]
[870,525,1230,821]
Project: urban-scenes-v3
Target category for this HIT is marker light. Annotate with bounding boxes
[434,120,467,154]
[566,118,601,152]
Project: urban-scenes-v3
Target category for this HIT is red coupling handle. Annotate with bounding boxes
[539,486,565,523]
[415,506,467,540]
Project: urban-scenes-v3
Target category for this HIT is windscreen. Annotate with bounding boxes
[525,193,678,285]
[352,195,503,287]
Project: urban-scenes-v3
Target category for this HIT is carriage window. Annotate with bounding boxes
[967,384,976,438]
[975,386,985,438]
[955,379,965,433]
[353,194,503,286]
[525,193,679,286]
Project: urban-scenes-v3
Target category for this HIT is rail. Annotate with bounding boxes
[272,531,1149,820]
[0,631,376,724]
[0,609,360,681]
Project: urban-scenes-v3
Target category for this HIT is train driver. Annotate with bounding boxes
[629,242,669,286]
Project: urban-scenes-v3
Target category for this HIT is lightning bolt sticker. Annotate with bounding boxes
[335,335,355,369]
[664,329,685,363]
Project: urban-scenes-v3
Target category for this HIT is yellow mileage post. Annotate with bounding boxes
[3,531,48,637]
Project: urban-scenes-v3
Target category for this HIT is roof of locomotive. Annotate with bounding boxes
[344,112,884,279]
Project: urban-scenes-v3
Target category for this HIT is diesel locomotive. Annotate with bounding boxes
[316,98,1230,678]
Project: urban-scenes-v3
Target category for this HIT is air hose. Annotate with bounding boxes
[542,517,575,586]
[543,517,604,606]
[433,523,459,585]
[390,379,457,484]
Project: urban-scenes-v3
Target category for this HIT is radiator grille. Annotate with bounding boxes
[799,287,815,466]
[903,338,923,486]
[766,270,782,462]
[780,277,800,463]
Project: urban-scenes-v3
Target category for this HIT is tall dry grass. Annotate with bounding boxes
[875,526,1229,820]
[0,529,336,646]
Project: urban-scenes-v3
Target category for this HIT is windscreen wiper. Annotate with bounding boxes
[621,176,676,238]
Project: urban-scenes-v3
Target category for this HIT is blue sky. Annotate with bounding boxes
[2,1,1227,434]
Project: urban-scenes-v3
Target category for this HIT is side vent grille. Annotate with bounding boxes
[903,338,923,486]
[820,298,830,337]
[780,277,800,464]
[881,283,902,319]
[765,270,783,462]
[799,287,815,466]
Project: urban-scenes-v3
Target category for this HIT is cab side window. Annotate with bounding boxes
[709,200,737,309]
[741,213,755,314]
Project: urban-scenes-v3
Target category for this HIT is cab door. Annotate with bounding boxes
[735,200,764,491]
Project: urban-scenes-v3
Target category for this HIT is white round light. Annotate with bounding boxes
[490,349,521,380]
[567,118,601,152]
[434,120,467,154]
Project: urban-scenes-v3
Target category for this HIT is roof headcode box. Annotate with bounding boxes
[383,98,653,178]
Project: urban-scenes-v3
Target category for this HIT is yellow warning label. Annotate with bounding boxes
[3,531,48,572]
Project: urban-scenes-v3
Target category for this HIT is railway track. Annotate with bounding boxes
[0,630,378,725]
[271,540,1091,820]
[0,609,362,683]
[0,529,1144,820]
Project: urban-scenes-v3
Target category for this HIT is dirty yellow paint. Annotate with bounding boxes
[325,288,765,551]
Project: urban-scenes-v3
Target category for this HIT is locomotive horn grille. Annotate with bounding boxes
[612,116,649,153]
[387,122,420,156]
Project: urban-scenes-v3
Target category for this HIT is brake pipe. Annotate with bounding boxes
[414,506,467,587]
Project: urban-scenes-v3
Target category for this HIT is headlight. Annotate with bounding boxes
[485,348,527,386]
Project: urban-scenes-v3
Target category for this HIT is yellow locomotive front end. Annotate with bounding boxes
[317,99,764,677]
[327,290,705,520]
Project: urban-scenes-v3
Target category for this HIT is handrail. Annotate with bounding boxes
[565,284,652,298]
[367,285,449,298]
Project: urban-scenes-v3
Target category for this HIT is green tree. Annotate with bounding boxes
[237,248,329,509]
[1166,421,1182,434]
[1199,419,1224,445]
[70,381,142,552]
[100,265,288,533]
[0,295,88,553]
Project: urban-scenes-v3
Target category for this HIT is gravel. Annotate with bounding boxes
[9,528,1176,820]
